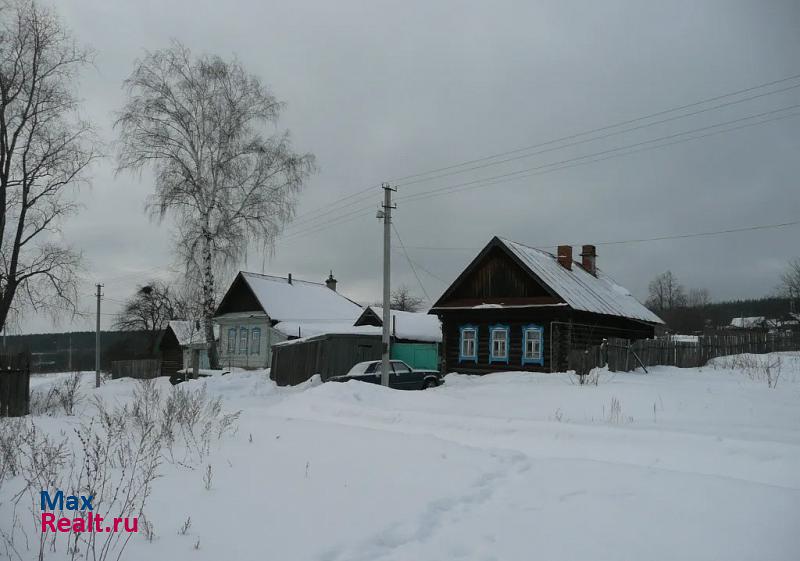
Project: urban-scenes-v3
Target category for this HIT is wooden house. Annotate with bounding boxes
[429,236,663,373]
[157,320,219,377]
[214,271,364,369]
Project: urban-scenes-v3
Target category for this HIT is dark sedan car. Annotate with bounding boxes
[328,360,442,390]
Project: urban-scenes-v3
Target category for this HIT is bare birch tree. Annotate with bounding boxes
[115,42,315,367]
[0,0,97,330]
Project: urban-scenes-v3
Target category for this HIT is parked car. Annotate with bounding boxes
[328,360,442,390]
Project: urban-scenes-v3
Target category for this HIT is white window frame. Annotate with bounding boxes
[489,325,509,363]
[250,327,261,355]
[239,327,249,355]
[459,326,477,362]
[522,325,544,365]
[227,327,237,354]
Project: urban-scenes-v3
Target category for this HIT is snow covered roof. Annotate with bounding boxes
[730,317,766,328]
[432,237,662,325]
[167,320,219,347]
[361,307,442,342]
[500,238,663,324]
[236,272,363,322]
[272,307,443,342]
[273,320,379,339]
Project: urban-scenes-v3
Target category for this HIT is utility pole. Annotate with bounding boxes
[95,283,103,388]
[377,183,396,387]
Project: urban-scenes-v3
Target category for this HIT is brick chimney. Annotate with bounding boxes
[325,270,337,292]
[557,245,572,270]
[581,245,597,276]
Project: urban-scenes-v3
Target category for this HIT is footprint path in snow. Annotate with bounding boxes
[318,451,531,561]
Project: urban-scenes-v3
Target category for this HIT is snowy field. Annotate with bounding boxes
[2,353,800,561]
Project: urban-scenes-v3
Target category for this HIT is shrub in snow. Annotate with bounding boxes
[710,354,783,388]
[30,372,84,416]
[0,379,240,561]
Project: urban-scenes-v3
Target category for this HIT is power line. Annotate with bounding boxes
[397,218,800,253]
[394,81,800,188]
[388,71,800,185]
[279,72,800,236]
[390,247,451,284]
[396,105,800,205]
[391,222,431,302]
[282,105,800,243]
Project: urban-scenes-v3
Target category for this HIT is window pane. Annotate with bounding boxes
[227,328,236,354]
[461,328,476,358]
[525,329,542,360]
[251,328,261,354]
[492,329,508,358]
[392,361,411,373]
[239,327,248,355]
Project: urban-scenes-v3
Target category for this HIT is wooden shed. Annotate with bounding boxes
[270,333,382,386]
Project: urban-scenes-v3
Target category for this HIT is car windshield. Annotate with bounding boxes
[346,361,376,375]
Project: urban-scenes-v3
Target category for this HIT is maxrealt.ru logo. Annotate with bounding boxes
[40,490,138,533]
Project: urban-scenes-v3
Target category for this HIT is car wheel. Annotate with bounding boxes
[422,379,438,389]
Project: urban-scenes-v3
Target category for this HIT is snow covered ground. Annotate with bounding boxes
[3,353,800,560]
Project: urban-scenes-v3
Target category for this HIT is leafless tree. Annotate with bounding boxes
[115,42,315,367]
[779,257,800,302]
[687,287,711,307]
[646,270,687,312]
[390,284,424,312]
[0,0,97,331]
[114,280,177,352]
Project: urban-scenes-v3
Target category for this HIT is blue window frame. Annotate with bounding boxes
[227,327,237,354]
[522,324,544,366]
[250,328,261,355]
[459,325,478,362]
[489,324,510,364]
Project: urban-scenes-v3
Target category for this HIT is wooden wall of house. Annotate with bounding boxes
[437,307,655,374]
[158,329,183,377]
[449,247,553,303]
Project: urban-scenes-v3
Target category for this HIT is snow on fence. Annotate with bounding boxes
[0,352,31,416]
[569,330,800,374]
[111,358,162,380]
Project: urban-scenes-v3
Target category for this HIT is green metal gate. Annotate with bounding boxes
[391,343,439,370]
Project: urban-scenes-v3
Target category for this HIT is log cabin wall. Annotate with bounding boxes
[437,308,656,374]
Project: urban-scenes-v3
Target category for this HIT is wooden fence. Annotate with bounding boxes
[111,358,162,380]
[0,353,31,417]
[569,330,800,374]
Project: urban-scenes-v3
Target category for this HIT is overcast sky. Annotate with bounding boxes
[16,0,800,333]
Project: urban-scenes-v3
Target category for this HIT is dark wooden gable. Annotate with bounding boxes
[156,324,180,352]
[353,307,382,327]
[214,273,266,316]
[432,237,563,309]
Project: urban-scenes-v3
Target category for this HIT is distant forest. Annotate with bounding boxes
[2,331,153,373]
[658,296,796,333]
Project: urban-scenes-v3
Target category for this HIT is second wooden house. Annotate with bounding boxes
[429,236,663,373]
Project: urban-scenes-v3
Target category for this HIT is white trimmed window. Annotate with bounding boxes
[523,326,543,364]
[227,327,237,354]
[460,327,477,360]
[490,326,509,362]
[251,328,261,355]
[239,327,249,355]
